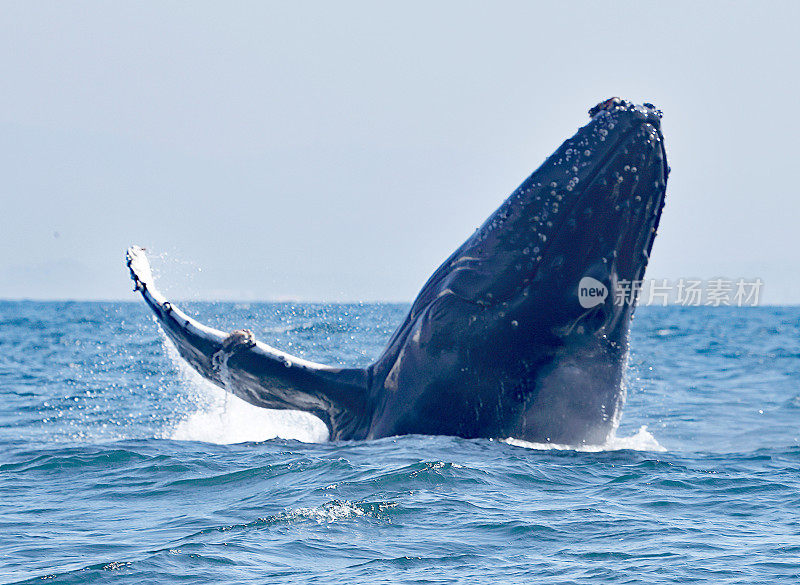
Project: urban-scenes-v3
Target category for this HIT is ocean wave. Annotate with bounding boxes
[179,500,397,540]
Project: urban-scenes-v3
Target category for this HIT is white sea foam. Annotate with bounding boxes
[169,391,329,444]
[286,501,366,524]
[504,425,665,453]
[162,335,329,444]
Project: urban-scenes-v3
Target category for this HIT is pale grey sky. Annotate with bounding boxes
[1,1,798,302]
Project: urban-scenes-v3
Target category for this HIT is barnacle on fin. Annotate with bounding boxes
[221,329,256,352]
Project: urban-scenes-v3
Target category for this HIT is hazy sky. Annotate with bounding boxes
[2,1,798,302]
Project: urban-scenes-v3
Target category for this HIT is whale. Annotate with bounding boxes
[127,98,668,445]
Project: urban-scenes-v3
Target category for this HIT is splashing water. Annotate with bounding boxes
[169,388,329,444]
[161,330,662,450]
[157,327,665,449]
[162,332,329,444]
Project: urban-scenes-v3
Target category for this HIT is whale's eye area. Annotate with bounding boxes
[583,305,608,332]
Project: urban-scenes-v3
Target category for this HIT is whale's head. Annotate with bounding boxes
[415,98,668,335]
[483,98,669,443]
[491,98,668,340]
[371,98,668,444]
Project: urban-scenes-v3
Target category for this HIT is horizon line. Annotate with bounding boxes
[0,297,798,308]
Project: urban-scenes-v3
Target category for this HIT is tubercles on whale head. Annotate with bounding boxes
[449,99,668,344]
[589,97,663,125]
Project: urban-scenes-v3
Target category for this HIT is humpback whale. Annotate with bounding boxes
[127,98,668,445]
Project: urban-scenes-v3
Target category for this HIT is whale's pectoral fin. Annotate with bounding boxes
[125,246,370,439]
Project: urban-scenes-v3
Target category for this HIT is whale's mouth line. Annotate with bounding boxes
[641,126,669,263]
[610,122,668,292]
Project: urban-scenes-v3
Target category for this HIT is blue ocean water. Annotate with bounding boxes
[1,301,800,584]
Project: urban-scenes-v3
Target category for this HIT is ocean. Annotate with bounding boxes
[1,301,799,583]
